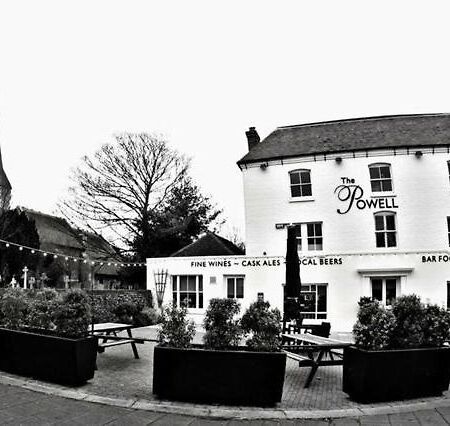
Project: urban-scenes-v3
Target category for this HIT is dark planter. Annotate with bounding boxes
[343,345,450,402]
[0,328,98,385]
[153,345,287,406]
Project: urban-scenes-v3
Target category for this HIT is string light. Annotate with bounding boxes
[0,238,146,267]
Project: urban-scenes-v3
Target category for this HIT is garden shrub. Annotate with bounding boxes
[353,295,450,350]
[26,288,59,331]
[0,288,29,330]
[158,304,195,348]
[203,298,242,349]
[88,290,150,324]
[134,307,160,327]
[53,289,92,338]
[241,300,282,352]
[353,298,395,350]
[113,301,140,324]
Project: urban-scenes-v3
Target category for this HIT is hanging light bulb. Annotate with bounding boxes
[19,247,23,251]
[5,243,9,248]
[43,253,47,257]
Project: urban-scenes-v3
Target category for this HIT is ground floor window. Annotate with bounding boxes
[172,275,203,308]
[300,284,327,319]
[371,277,398,306]
[226,276,244,299]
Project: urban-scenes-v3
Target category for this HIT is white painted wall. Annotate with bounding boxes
[146,148,450,332]
[242,148,450,257]
[147,255,285,325]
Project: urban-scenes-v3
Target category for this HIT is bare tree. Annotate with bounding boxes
[60,133,189,257]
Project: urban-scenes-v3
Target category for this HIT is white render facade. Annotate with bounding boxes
[148,114,450,331]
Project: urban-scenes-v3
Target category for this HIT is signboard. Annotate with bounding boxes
[334,177,398,214]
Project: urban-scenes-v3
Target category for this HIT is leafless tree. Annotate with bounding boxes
[60,133,190,257]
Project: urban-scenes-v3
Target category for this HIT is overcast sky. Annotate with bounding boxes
[1,1,450,241]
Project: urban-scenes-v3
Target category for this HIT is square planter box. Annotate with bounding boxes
[0,327,98,385]
[343,345,450,402]
[153,345,287,406]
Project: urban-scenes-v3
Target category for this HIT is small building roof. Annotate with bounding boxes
[21,208,84,252]
[20,208,122,276]
[170,232,245,257]
[237,113,450,166]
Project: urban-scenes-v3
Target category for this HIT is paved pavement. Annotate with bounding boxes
[2,325,450,424]
[2,382,450,425]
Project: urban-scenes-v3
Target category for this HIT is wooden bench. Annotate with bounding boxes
[282,350,313,366]
[90,322,145,359]
[97,338,143,353]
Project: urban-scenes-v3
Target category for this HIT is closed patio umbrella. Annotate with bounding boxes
[284,226,302,324]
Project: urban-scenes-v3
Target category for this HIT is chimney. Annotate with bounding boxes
[245,127,260,151]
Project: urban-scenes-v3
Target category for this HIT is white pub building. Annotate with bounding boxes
[147,113,450,332]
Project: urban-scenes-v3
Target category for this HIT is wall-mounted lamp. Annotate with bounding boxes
[260,162,268,170]
[415,151,423,158]
[335,157,342,164]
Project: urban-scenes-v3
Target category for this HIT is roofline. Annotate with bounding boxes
[276,113,450,131]
[237,142,450,167]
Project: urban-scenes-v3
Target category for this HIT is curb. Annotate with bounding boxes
[1,373,450,420]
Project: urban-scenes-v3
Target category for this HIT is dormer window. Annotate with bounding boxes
[369,163,392,192]
[289,169,312,197]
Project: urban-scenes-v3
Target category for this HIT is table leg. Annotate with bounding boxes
[127,328,139,359]
[304,350,325,388]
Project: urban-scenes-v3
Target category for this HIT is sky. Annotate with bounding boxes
[1,1,450,242]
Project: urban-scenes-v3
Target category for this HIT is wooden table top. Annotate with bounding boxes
[91,323,133,332]
[281,332,352,348]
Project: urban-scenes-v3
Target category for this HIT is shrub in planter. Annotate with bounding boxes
[0,288,29,330]
[203,298,242,349]
[158,304,195,348]
[53,289,92,338]
[0,288,97,385]
[344,295,450,402]
[153,298,286,406]
[241,300,282,352]
[26,288,59,331]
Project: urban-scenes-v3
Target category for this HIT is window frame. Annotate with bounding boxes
[293,222,323,252]
[226,275,245,299]
[368,163,393,193]
[370,277,399,306]
[172,275,204,309]
[299,283,328,319]
[374,211,397,248]
[289,169,312,198]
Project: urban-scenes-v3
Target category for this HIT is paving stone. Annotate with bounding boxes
[388,411,421,425]
[359,414,390,425]
[412,409,448,425]
[436,405,450,421]
[331,418,359,425]
[151,413,196,425]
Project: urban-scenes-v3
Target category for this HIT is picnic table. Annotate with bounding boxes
[281,332,352,388]
[89,322,145,359]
